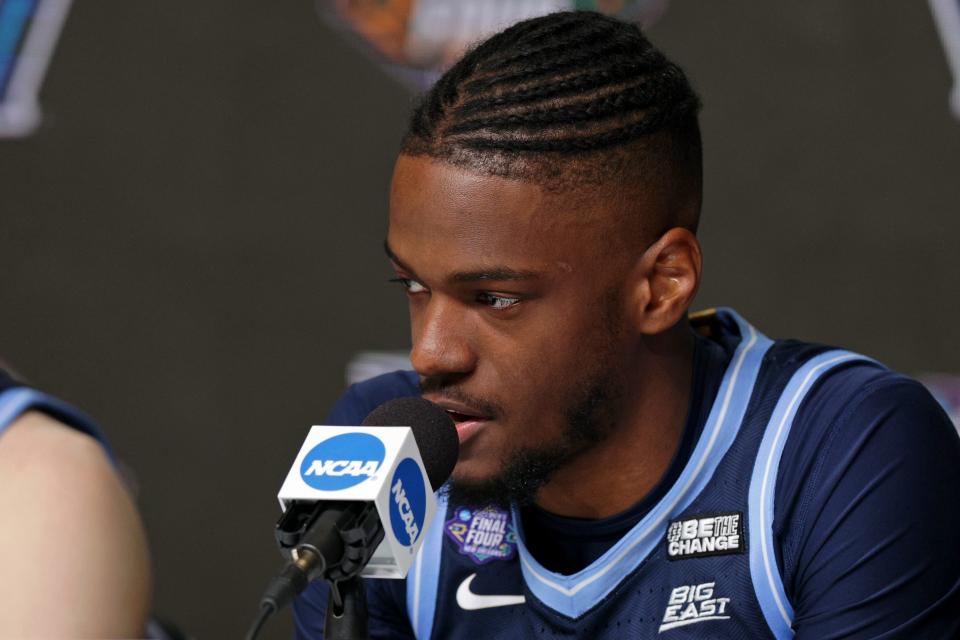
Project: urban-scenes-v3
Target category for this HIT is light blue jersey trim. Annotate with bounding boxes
[748,350,875,639]
[407,490,447,639]
[0,387,114,463]
[513,308,773,618]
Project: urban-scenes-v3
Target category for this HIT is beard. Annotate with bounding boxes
[443,353,625,509]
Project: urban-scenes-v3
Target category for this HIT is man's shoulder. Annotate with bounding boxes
[766,338,948,443]
[0,411,119,505]
[693,309,952,458]
[326,370,421,425]
[0,411,152,636]
[760,337,956,478]
[766,346,960,635]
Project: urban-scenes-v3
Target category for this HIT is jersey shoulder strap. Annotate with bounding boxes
[0,369,115,463]
[747,349,877,639]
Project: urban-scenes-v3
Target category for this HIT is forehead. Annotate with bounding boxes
[388,155,616,272]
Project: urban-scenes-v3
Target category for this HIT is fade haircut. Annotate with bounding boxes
[401,11,703,231]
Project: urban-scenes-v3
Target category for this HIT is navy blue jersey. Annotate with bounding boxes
[293,309,960,639]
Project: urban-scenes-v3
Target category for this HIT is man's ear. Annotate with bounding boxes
[626,227,702,335]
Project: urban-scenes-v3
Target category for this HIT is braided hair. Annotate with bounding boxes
[401,11,703,229]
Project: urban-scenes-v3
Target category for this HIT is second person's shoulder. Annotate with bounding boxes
[326,370,421,425]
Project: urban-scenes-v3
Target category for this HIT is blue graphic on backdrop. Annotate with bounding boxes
[0,0,38,98]
[389,457,427,546]
[0,0,74,137]
[299,432,385,491]
[445,505,518,564]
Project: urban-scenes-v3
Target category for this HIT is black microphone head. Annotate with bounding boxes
[362,397,459,491]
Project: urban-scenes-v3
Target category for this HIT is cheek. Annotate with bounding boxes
[494,304,607,384]
[483,328,592,424]
[502,318,619,416]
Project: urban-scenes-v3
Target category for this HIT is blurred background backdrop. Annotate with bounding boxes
[1,1,958,637]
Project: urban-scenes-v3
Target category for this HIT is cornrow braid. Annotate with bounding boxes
[461,119,663,154]
[459,38,653,98]
[480,19,624,73]
[454,56,661,121]
[402,10,702,205]
[445,76,675,137]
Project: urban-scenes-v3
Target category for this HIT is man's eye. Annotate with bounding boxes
[389,277,428,294]
[477,292,521,310]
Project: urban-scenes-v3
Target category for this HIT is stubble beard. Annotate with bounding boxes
[444,375,623,509]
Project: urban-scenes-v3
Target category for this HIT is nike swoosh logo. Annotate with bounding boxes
[456,573,525,611]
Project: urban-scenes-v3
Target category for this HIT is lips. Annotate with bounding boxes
[445,409,482,423]
[425,397,492,444]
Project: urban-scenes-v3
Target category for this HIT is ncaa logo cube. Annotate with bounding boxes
[300,433,386,491]
[390,458,427,547]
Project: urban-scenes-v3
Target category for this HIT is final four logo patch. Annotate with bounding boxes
[666,512,745,560]
[445,506,518,565]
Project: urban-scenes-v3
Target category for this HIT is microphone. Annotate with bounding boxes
[247,398,458,640]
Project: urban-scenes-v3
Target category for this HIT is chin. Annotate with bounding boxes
[443,460,511,508]
[449,456,501,485]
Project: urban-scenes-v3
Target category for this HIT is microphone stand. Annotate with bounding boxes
[325,576,369,640]
[246,501,381,640]
[273,500,382,640]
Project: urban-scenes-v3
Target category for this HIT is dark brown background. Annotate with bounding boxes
[1,2,957,638]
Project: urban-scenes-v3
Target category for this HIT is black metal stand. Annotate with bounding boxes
[324,576,369,640]
[272,501,382,640]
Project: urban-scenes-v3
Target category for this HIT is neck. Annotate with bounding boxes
[534,324,696,519]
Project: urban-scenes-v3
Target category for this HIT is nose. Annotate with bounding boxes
[410,296,476,379]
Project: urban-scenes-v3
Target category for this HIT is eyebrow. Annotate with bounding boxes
[384,240,542,284]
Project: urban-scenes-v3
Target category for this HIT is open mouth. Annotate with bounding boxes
[445,409,484,423]
[445,410,488,444]
[425,398,492,444]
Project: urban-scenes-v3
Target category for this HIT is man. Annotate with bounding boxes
[295,11,960,639]
[0,365,152,637]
